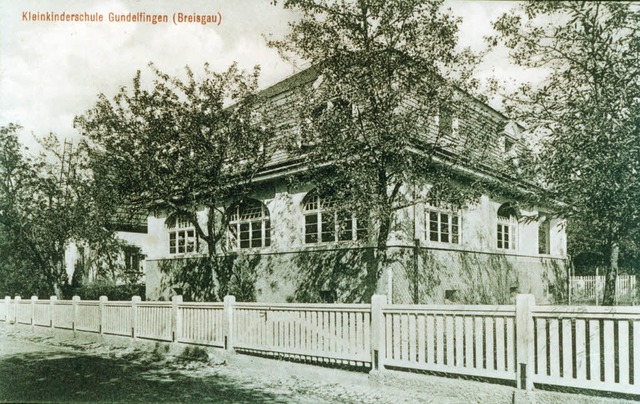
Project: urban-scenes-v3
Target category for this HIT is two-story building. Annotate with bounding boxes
[138,67,567,304]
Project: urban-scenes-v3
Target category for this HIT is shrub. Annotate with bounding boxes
[68,282,145,301]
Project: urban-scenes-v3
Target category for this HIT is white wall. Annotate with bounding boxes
[144,185,567,261]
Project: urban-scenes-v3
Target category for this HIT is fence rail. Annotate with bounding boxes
[234,302,371,366]
[570,275,637,304]
[531,305,640,395]
[1,294,638,397]
[178,302,225,347]
[381,304,517,381]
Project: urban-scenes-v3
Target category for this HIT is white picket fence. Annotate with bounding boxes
[532,305,639,395]
[571,275,637,304]
[381,304,516,380]
[1,295,639,396]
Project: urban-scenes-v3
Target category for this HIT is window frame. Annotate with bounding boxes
[123,246,143,271]
[169,218,198,255]
[303,193,367,244]
[538,216,551,255]
[496,216,518,251]
[496,203,519,251]
[228,200,271,250]
[424,206,461,245]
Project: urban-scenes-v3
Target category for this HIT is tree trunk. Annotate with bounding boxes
[602,242,619,306]
[374,211,391,297]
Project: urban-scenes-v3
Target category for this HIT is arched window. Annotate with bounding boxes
[228,199,271,249]
[303,191,367,244]
[497,203,519,250]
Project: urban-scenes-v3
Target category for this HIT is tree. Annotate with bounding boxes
[0,124,102,296]
[75,63,273,301]
[269,0,498,292]
[491,2,640,304]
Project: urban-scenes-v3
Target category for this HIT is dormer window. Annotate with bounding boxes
[438,104,453,137]
[504,137,514,153]
[299,98,353,149]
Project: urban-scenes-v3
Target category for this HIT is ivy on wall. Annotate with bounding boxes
[158,254,260,302]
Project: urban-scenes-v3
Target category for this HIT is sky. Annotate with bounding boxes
[0,0,533,151]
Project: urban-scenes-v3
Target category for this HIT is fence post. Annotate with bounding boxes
[14,296,20,325]
[50,296,57,328]
[171,295,183,342]
[595,269,599,306]
[99,296,107,335]
[224,295,235,352]
[30,296,37,326]
[516,294,535,391]
[370,294,387,372]
[131,296,141,339]
[72,296,80,332]
[5,296,10,323]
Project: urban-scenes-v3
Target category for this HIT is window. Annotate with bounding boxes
[538,216,551,254]
[445,289,458,302]
[124,246,143,271]
[504,137,514,153]
[303,192,367,244]
[425,207,460,244]
[169,218,197,255]
[497,203,518,250]
[228,199,271,249]
[438,104,453,137]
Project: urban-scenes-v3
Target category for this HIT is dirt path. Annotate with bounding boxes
[0,324,455,403]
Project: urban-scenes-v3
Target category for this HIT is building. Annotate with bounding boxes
[65,211,151,289]
[137,67,568,304]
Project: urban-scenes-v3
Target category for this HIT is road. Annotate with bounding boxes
[0,327,417,403]
[0,336,309,403]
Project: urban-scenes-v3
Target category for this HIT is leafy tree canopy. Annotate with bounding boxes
[0,124,114,296]
[270,0,510,276]
[491,1,640,303]
[75,63,274,300]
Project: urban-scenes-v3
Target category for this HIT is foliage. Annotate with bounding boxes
[68,282,145,301]
[491,1,640,304]
[0,124,110,296]
[75,63,274,301]
[290,247,377,303]
[458,253,517,305]
[70,236,145,290]
[569,217,639,276]
[158,254,259,302]
[269,0,510,289]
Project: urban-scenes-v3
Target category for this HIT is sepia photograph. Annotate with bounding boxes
[0,0,638,402]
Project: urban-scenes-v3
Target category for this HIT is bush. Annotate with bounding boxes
[67,282,145,301]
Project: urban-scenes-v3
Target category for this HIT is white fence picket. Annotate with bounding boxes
[233,303,371,366]
[532,306,640,395]
[33,301,50,326]
[2,295,638,396]
[571,275,637,302]
[136,303,173,341]
[16,300,31,324]
[103,302,133,336]
[0,299,7,322]
[381,305,516,381]
[177,303,225,347]
[54,301,74,329]
[76,302,100,332]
